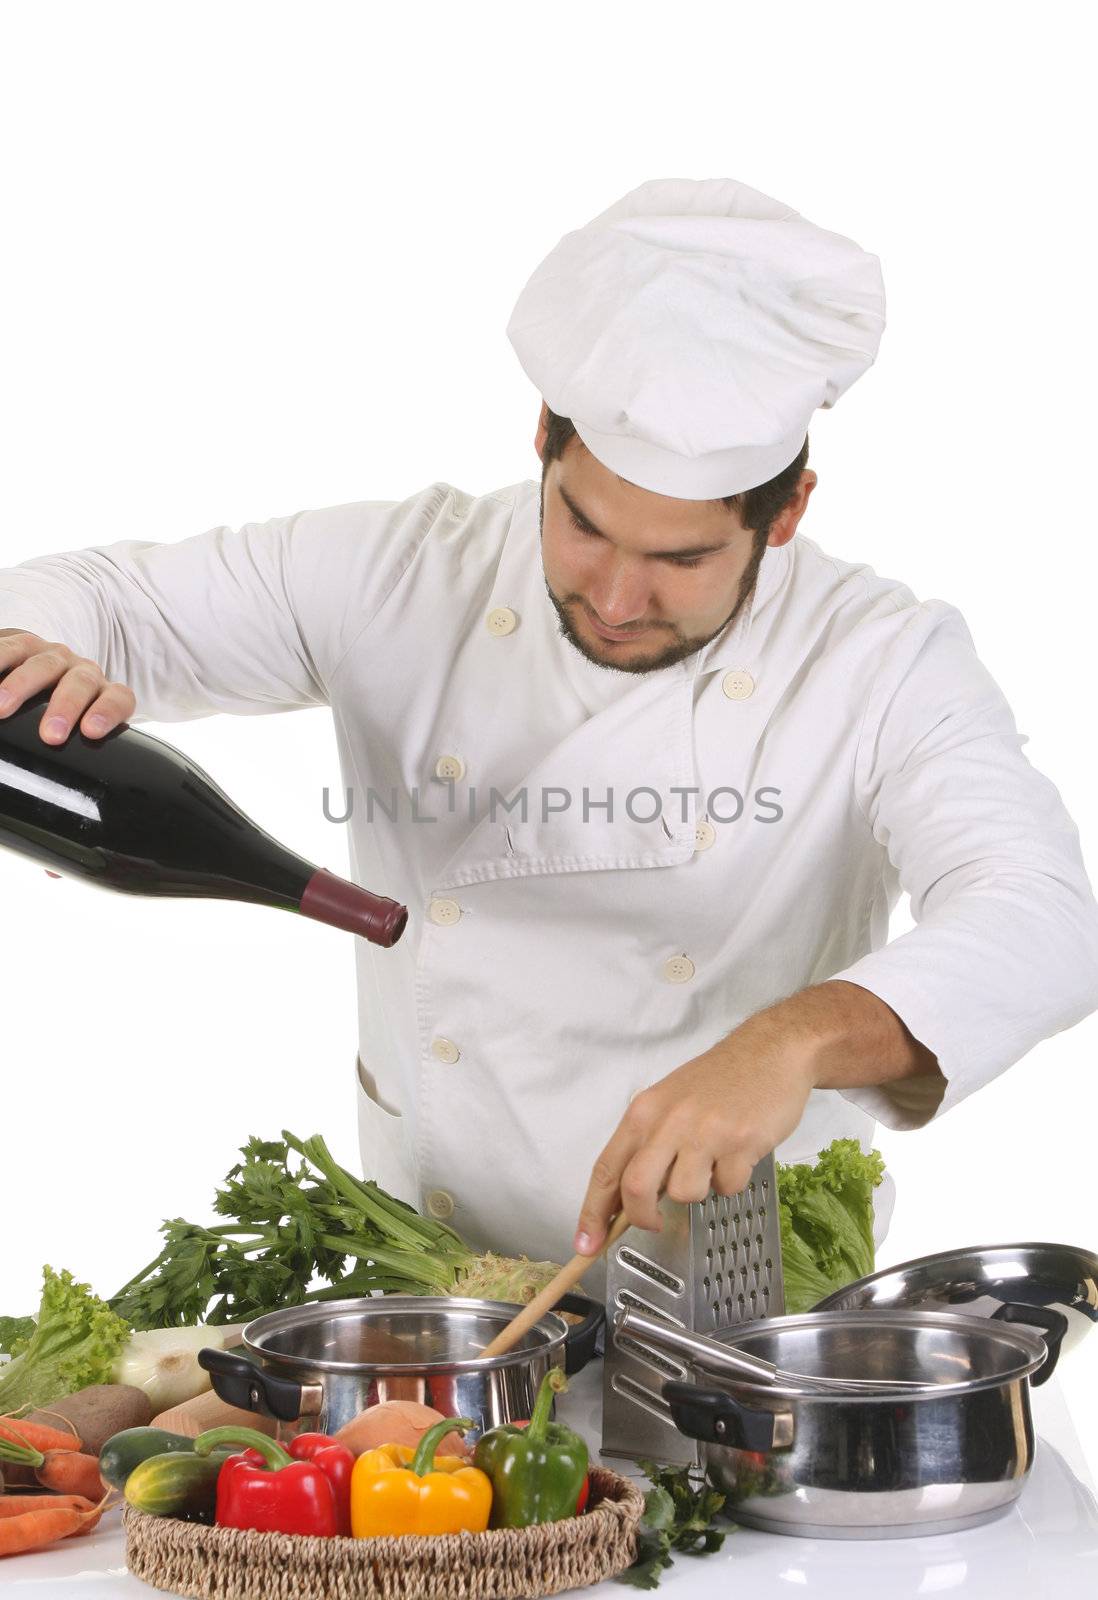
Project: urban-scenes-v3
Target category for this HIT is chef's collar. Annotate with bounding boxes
[691,538,791,682]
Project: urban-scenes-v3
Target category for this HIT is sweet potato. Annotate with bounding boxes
[334,1400,471,1460]
[29,1386,152,1457]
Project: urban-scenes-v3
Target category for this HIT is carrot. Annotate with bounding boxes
[0,1494,96,1519]
[34,1451,105,1498]
[0,1416,82,1454]
[0,1500,105,1556]
[21,1407,83,1448]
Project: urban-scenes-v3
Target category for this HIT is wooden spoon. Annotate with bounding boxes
[478,1211,632,1361]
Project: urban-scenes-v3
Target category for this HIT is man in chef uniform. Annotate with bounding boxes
[2,178,1097,1289]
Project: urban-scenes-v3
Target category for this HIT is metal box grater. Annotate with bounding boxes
[601,1154,785,1466]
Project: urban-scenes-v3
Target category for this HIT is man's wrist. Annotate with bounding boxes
[727,980,939,1093]
[724,994,826,1090]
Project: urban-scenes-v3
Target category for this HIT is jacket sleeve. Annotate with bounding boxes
[0,484,449,724]
[828,599,1098,1130]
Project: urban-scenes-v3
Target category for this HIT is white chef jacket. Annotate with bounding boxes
[3,477,1098,1284]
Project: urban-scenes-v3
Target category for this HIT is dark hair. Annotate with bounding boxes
[540,407,809,538]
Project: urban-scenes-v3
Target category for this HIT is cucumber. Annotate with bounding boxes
[99,1426,197,1490]
[124,1450,226,1518]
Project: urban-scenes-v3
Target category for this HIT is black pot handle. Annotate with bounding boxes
[197,1346,304,1421]
[555,1293,605,1376]
[991,1302,1069,1387]
[662,1379,786,1452]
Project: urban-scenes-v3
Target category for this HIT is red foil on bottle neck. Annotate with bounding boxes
[299,869,408,948]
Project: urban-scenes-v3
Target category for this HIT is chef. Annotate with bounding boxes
[2,177,1097,1293]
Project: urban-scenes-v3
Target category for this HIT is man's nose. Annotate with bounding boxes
[589,556,651,625]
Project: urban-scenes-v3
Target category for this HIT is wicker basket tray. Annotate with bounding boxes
[122,1465,646,1600]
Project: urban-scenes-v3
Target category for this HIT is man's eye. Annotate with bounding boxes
[568,511,704,569]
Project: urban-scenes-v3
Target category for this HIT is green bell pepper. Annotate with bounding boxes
[473,1367,589,1528]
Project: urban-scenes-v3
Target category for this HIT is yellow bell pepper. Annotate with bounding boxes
[350,1415,493,1537]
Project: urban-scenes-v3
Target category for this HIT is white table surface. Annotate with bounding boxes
[4,1359,1096,1599]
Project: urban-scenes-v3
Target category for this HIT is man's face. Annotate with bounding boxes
[538,439,771,675]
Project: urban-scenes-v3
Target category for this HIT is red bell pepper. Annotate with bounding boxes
[193,1426,338,1537]
[288,1433,354,1535]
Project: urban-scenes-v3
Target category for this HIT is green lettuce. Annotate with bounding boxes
[0,1266,131,1413]
[0,1315,36,1357]
[776,1139,885,1314]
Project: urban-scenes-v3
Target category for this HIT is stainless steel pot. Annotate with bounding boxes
[199,1293,602,1444]
[618,1307,1048,1539]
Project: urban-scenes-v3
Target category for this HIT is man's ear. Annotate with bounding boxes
[534,399,550,462]
[767,469,817,548]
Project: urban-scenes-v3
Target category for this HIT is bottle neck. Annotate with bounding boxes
[299,868,408,948]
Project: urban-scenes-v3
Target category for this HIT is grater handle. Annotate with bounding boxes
[614,1308,780,1386]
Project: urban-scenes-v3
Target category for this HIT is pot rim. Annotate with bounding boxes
[697,1308,1049,1400]
[241,1294,571,1378]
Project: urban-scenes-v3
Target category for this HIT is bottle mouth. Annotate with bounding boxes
[378,903,409,947]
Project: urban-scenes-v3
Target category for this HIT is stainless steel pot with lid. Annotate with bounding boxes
[199,1292,603,1442]
[635,1235,1097,1537]
[621,1306,1049,1539]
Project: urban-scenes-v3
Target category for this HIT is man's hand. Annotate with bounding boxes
[0,630,135,742]
[573,1020,816,1255]
[573,980,940,1255]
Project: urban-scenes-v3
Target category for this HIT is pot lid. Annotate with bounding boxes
[811,1241,1098,1386]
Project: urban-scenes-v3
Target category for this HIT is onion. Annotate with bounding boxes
[113,1324,244,1413]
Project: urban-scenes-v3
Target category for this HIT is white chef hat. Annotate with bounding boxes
[506,177,885,499]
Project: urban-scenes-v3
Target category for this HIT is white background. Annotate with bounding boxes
[1,2,1096,1477]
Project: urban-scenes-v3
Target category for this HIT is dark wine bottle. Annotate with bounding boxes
[0,691,408,948]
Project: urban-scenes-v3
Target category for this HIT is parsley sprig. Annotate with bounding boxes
[620,1459,732,1588]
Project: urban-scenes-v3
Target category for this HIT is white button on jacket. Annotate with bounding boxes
[722,669,755,700]
[663,956,696,985]
[2,478,1097,1274]
[486,607,518,637]
[693,821,717,852]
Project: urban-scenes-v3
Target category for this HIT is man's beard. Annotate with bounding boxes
[538,481,767,675]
